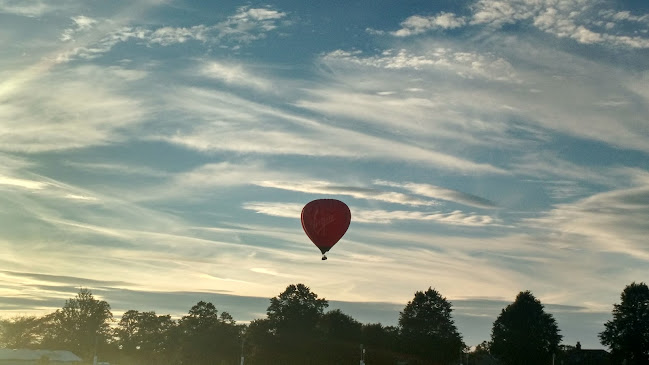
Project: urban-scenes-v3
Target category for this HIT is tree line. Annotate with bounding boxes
[0,282,647,365]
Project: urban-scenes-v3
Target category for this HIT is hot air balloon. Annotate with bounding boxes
[301,199,351,260]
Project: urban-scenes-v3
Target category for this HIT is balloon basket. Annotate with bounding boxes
[321,254,327,261]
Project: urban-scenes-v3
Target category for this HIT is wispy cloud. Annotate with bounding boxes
[61,15,98,41]
[375,180,497,209]
[0,65,147,153]
[160,86,506,173]
[526,185,649,261]
[0,176,48,190]
[256,180,438,207]
[321,48,519,81]
[201,61,271,91]
[243,201,499,226]
[53,6,288,62]
[0,0,77,17]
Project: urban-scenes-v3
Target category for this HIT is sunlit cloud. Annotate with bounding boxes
[0,176,48,190]
[0,0,77,17]
[374,180,497,209]
[255,180,438,206]
[525,185,649,261]
[470,0,649,48]
[242,201,499,226]
[0,65,147,153]
[201,62,272,91]
[160,87,506,173]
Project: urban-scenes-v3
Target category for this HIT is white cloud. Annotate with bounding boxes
[161,87,506,174]
[319,36,649,155]
[470,0,649,48]
[392,12,466,37]
[63,161,168,178]
[526,185,649,261]
[243,201,499,226]
[0,176,48,190]
[53,6,288,62]
[0,65,147,153]
[352,208,499,225]
[170,162,292,188]
[0,0,74,17]
[201,61,271,91]
[375,180,497,209]
[60,16,98,42]
[322,48,518,81]
[233,7,285,21]
[64,194,98,201]
[73,15,97,29]
[148,24,210,45]
[223,6,287,35]
[255,180,438,207]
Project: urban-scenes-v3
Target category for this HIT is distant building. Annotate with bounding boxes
[470,353,500,365]
[0,349,82,365]
[559,348,611,365]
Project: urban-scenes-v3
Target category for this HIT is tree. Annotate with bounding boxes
[113,310,176,365]
[319,309,362,343]
[361,323,402,365]
[177,301,240,365]
[265,284,329,364]
[317,309,363,364]
[267,283,328,338]
[468,341,493,365]
[399,287,464,364]
[245,319,278,364]
[490,291,562,365]
[40,288,113,361]
[599,282,649,365]
[0,315,42,348]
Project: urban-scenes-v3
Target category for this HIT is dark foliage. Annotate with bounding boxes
[0,315,42,348]
[599,282,649,365]
[39,288,113,361]
[6,284,625,365]
[490,291,562,365]
[399,287,465,365]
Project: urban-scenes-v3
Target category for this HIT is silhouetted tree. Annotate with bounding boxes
[490,291,561,365]
[0,315,42,348]
[468,341,493,365]
[113,310,176,365]
[177,301,240,365]
[267,284,328,337]
[317,309,363,363]
[399,287,464,364]
[319,309,362,343]
[265,283,328,364]
[599,282,649,365]
[40,288,113,361]
[245,318,278,364]
[361,323,401,365]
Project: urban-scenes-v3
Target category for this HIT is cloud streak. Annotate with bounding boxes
[242,201,499,226]
[375,180,497,209]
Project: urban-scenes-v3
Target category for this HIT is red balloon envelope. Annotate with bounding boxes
[301,199,351,260]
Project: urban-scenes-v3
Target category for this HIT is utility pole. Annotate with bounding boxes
[93,335,98,365]
[240,336,245,365]
[359,344,365,365]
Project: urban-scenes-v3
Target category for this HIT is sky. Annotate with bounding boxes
[1,0,648,350]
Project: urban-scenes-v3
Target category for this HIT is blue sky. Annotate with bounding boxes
[1,0,648,350]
